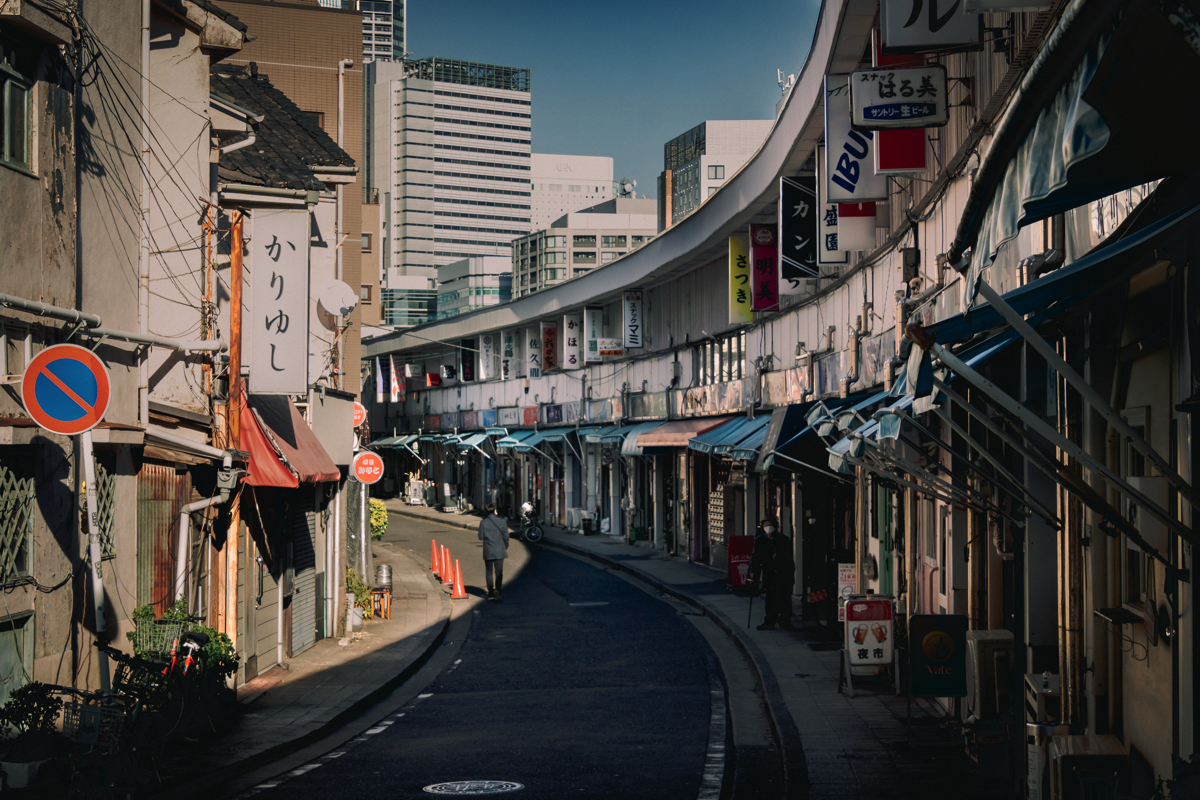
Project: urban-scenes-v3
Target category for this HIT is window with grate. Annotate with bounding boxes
[93,453,117,560]
[0,447,34,582]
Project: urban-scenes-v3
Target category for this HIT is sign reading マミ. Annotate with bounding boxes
[624,291,643,349]
[851,65,948,129]
[251,209,310,394]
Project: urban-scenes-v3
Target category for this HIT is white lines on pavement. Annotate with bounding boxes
[696,689,727,800]
[366,726,388,734]
[324,752,346,758]
[418,693,434,698]
[568,601,610,607]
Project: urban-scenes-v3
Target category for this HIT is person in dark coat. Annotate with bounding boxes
[751,517,796,630]
[478,503,509,601]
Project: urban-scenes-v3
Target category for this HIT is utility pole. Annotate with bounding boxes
[226,211,243,649]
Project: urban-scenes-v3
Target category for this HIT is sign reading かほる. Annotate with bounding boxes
[251,209,311,395]
[352,450,384,485]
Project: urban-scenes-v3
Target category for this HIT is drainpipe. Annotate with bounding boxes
[840,317,862,398]
[336,59,354,390]
[139,0,151,428]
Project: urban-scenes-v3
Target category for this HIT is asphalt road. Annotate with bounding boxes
[242,513,727,800]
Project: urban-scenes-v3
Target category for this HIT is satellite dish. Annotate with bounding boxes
[317,281,359,318]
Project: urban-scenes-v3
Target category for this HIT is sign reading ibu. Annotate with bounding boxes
[824,75,888,203]
[21,344,111,435]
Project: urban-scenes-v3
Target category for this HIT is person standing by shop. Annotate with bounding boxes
[751,517,796,630]
[478,503,509,601]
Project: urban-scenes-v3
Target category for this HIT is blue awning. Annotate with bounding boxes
[513,430,547,452]
[394,434,418,447]
[485,427,508,436]
[496,430,535,449]
[455,433,489,449]
[539,429,571,442]
[688,416,757,455]
[578,426,615,443]
[619,422,667,457]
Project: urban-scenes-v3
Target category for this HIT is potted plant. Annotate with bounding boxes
[0,682,71,789]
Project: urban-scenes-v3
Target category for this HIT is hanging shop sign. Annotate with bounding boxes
[352,401,367,428]
[440,364,458,385]
[498,407,520,427]
[250,208,310,394]
[816,145,849,267]
[404,362,422,378]
[352,450,384,485]
[479,333,498,380]
[880,0,980,52]
[623,291,643,349]
[459,339,476,382]
[425,373,441,388]
[779,176,820,292]
[869,30,931,175]
[909,614,968,697]
[480,409,497,428]
[824,75,888,203]
[522,407,538,425]
[541,322,558,371]
[749,225,779,312]
[527,328,542,379]
[390,356,404,402]
[584,307,603,364]
[837,202,879,251]
[544,404,563,425]
[596,338,624,358]
[728,234,752,324]
[563,313,583,368]
[501,329,516,380]
[851,65,948,129]
[844,597,894,667]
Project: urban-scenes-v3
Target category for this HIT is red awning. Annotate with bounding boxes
[636,417,732,449]
[242,393,341,487]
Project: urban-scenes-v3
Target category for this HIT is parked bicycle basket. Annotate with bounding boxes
[62,701,126,747]
[114,660,168,702]
[133,619,186,657]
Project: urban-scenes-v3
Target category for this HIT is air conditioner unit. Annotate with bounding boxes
[1049,735,1127,800]
[1025,672,1062,724]
[965,629,1014,721]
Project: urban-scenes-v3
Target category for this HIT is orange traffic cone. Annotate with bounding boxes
[440,546,450,583]
[451,559,467,599]
[430,539,440,576]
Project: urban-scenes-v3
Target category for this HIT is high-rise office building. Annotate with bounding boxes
[319,0,405,62]
[372,57,533,294]
[529,154,614,231]
[658,119,774,230]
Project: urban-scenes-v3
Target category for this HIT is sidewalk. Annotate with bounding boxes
[149,543,452,797]
[385,501,1001,800]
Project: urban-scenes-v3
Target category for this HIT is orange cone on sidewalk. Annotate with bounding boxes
[451,559,467,599]
[440,546,450,583]
[430,539,440,576]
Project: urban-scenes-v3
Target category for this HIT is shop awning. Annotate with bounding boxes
[637,417,731,452]
[538,429,571,442]
[455,433,489,449]
[618,422,667,457]
[496,430,535,449]
[513,430,547,452]
[577,426,614,443]
[395,434,418,447]
[371,435,403,447]
[485,427,508,436]
[242,394,340,487]
[737,405,810,471]
[688,416,757,455]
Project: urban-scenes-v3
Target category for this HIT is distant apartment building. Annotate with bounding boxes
[436,257,512,319]
[530,154,614,230]
[511,198,656,298]
[659,119,774,230]
[318,0,404,61]
[382,276,437,327]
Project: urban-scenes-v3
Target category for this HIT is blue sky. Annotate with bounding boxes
[407,0,824,198]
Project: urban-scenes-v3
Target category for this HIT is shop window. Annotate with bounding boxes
[1,38,33,173]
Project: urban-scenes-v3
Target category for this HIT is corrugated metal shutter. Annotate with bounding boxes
[137,462,191,616]
[290,492,317,656]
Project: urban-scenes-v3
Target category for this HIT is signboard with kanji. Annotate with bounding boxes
[562,313,583,368]
[881,0,980,52]
[479,333,497,380]
[824,75,888,203]
[909,614,968,697]
[779,176,819,292]
[584,308,603,364]
[749,225,779,311]
[728,234,752,324]
[352,401,367,427]
[844,597,894,666]
[623,291,643,349]
[816,145,849,267]
[21,344,111,435]
[250,209,310,394]
[541,323,558,371]
[352,450,384,485]
[851,65,948,129]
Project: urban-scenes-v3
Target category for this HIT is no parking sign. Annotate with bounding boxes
[21,344,111,435]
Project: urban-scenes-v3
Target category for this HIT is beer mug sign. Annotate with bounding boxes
[844,597,893,667]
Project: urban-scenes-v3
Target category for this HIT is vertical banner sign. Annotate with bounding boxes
[779,176,820,291]
[816,145,849,267]
[824,75,888,203]
[527,328,542,379]
[251,209,310,394]
[728,234,752,324]
[479,333,497,380]
[749,225,779,311]
[563,313,583,368]
[389,355,401,402]
[880,0,979,51]
[501,330,515,380]
[541,322,558,371]
[584,307,603,364]
[460,339,476,382]
[624,291,643,349]
[837,202,879,251]
[375,356,385,403]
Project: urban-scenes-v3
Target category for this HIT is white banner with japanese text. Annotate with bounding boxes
[250,209,310,394]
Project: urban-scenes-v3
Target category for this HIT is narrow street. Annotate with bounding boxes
[236,513,733,799]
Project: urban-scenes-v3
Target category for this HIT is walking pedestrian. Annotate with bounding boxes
[478,503,509,601]
[751,517,796,630]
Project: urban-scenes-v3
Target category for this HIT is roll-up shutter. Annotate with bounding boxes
[290,492,317,656]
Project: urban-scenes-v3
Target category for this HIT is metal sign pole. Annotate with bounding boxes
[80,430,111,693]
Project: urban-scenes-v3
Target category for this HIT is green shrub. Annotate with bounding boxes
[346,568,373,619]
[369,498,389,540]
[128,599,240,679]
[0,683,62,742]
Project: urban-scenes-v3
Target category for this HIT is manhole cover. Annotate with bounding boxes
[423,781,524,795]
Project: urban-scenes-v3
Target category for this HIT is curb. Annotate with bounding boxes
[158,571,453,800]
[539,536,806,800]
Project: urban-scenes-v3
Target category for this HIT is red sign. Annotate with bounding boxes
[352,450,384,484]
[522,407,538,425]
[353,401,367,427]
[844,596,894,666]
[21,344,111,435]
[749,224,778,311]
[728,535,755,587]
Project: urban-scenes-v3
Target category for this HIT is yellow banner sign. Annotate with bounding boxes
[729,234,752,324]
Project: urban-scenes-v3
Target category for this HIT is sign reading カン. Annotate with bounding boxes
[779,176,819,290]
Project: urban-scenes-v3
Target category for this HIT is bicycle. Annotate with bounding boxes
[133,616,212,738]
[50,684,133,799]
[516,507,544,543]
